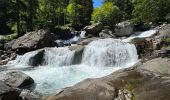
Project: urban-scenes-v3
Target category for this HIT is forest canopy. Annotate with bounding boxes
[0,0,170,36]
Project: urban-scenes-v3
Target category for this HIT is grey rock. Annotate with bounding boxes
[99,29,115,38]
[77,37,99,46]
[28,49,46,66]
[0,80,20,100]
[140,57,170,75]
[19,89,41,100]
[0,71,34,88]
[4,29,57,54]
[84,23,103,36]
[114,21,134,37]
[69,45,84,64]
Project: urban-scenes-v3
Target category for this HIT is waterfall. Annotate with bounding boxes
[5,38,138,94]
[82,38,138,67]
[7,47,75,68]
[123,29,158,42]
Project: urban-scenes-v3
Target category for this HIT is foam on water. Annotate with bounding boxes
[123,29,158,42]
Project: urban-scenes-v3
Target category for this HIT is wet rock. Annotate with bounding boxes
[28,49,46,66]
[77,37,99,46]
[69,45,84,64]
[0,80,20,100]
[0,71,34,88]
[114,21,134,37]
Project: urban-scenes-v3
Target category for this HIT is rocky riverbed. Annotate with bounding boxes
[0,22,170,100]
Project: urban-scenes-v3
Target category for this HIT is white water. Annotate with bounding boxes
[123,29,158,42]
[6,38,138,94]
[64,31,86,44]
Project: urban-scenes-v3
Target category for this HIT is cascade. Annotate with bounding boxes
[5,38,138,94]
[123,29,157,42]
[82,38,138,67]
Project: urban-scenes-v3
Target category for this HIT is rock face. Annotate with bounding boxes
[4,29,57,54]
[0,80,20,100]
[84,23,103,37]
[114,21,134,37]
[28,49,46,66]
[0,71,34,88]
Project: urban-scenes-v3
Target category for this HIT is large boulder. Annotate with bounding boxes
[84,23,103,37]
[114,21,134,37]
[4,29,57,54]
[28,49,46,66]
[0,71,34,88]
[0,81,20,100]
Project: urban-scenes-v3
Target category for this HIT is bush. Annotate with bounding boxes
[92,2,122,27]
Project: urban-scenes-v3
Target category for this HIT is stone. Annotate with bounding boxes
[4,29,57,54]
[54,40,64,47]
[47,79,116,100]
[69,45,84,64]
[114,21,134,37]
[84,22,103,37]
[77,37,99,46]
[28,49,46,66]
[99,29,115,38]
[0,80,20,100]
[0,71,34,88]
[19,89,41,100]
[140,57,170,75]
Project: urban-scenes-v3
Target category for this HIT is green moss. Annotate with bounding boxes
[122,79,142,100]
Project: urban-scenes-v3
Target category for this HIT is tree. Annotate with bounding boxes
[132,0,170,25]
[92,2,121,27]
[67,0,93,28]
[0,0,15,34]
[104,0,134,20]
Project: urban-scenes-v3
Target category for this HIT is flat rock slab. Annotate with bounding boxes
[140,57,170,75]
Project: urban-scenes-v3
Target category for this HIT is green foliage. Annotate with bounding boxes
[66,0,93,28]
[92,2,121,27]
[104,0,134,20]
[132,0,170,25]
